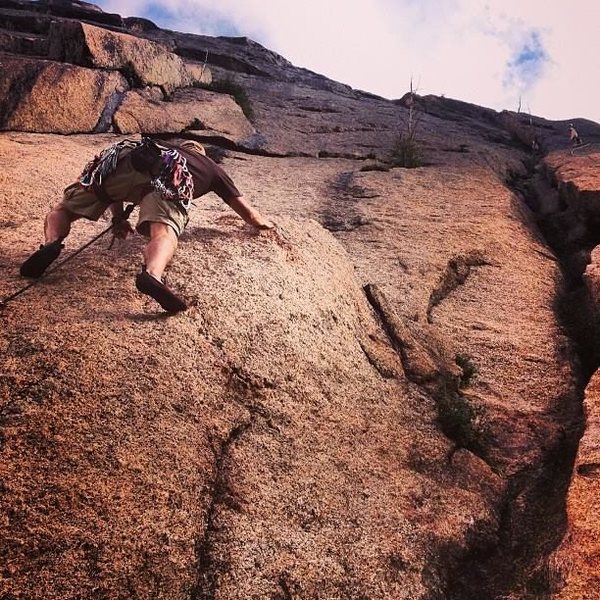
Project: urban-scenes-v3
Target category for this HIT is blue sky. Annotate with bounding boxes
[96,0,599,124]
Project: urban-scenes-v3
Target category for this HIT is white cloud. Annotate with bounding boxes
[97,0,600,123]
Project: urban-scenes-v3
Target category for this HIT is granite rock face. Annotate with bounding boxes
[0,128,564,600]
[112,88,254,140]
[0,54,128,133]
[47,21,209,92]
[1,2,600,599]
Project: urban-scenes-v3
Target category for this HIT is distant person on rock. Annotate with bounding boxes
[568,123,582,146]
[20,138,274,313]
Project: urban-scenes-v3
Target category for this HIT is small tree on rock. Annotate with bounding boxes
[391,78,423,168]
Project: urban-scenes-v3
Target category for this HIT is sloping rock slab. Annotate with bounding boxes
[47,21,209,92]
[0,132,509,600]
[0,210,501,599]
[113,87,255,140]
[0,54,128,133]
[144,28,356,95]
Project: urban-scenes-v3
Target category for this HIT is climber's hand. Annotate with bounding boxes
[112,219,135,240]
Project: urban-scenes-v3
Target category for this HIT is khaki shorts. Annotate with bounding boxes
[61,151,189,238]
[62,151,149,219]
[136,191,189,238]
[61,183,108,221]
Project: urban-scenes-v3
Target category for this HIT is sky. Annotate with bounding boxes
[96,0,600,124]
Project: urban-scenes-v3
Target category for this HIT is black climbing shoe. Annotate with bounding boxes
[135,270,187,313]
[20,240,64,278]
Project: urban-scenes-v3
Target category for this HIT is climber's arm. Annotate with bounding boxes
[225,195,274,230]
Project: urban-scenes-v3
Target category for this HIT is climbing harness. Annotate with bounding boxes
[80,137,195,209]
[0,204,136,310]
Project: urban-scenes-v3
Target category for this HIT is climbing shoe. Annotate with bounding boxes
[20,240,64,278]
[135,270,187,313]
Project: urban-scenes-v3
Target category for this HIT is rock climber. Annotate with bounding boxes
[19,137,274,313]
[568,123,582,146]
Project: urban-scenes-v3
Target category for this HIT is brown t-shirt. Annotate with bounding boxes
[169,145,241,204]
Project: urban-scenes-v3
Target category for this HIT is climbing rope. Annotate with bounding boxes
[0,204,136,310]
[570,141,599,160]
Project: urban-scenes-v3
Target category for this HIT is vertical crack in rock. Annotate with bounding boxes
[190,417,252,600]
[448,422,578,599]
[515,157,600,598]
[448,159,589,599]
[509,160,600,377]
[427,252,492,324]
[94,89,127,133]
[191,361,272,600]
